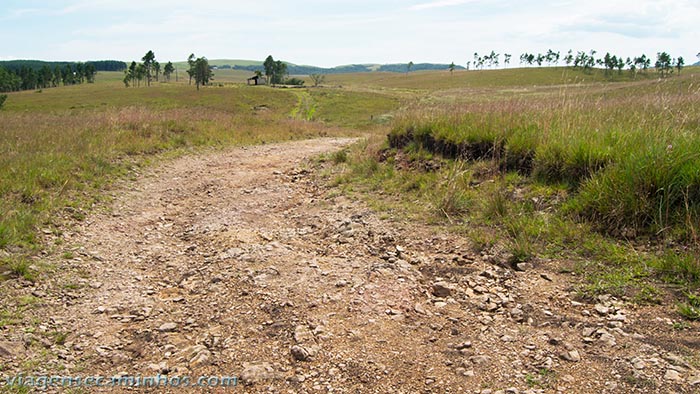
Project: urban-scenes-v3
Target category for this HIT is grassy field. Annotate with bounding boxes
[0,71,397,276]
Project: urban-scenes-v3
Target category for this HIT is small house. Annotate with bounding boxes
[247,75,267,85]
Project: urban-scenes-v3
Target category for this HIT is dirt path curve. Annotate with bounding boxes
[3,138,699,393]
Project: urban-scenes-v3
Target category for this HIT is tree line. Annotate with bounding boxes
[1,62,97,92]
[467,49,687,78]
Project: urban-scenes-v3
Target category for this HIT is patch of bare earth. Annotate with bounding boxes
[1,138,699,393]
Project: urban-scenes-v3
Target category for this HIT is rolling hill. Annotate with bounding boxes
[172,59,464,75]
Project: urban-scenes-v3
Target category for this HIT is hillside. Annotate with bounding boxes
[172,59,464,75]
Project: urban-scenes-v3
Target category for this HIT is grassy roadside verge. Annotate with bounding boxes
[322,68,700,320]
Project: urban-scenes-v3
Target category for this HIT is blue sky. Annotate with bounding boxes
[1,0,698,67]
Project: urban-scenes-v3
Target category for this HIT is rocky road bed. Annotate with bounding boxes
[1,138,699,393]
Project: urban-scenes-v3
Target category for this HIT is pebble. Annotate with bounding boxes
[470,355,492,365]
[241,362,277,384]
[664,369,683,382]
[432,282,454,298]
[158,322,178,332]
[560,350,581,362]
[630,357,645,370]
[291,345,314,361]
[594,304,609,315]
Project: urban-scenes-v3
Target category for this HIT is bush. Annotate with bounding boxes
[0,94,7,109]
[285,77,305,86]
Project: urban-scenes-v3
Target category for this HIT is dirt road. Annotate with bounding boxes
[1,138,698,393]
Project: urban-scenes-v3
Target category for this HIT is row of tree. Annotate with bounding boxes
[123,51,174,87]
[0,62,99,92]
[123,51,213,90]
[461,49,690,78]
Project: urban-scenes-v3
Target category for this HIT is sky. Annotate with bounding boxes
[1,0,698,67]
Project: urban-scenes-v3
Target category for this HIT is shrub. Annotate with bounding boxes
[0,94,7,109]
[285,77,305,86]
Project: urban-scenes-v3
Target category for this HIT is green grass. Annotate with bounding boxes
[325,66,655,91]
[387,68,700,238]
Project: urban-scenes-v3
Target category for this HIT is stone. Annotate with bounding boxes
[598,333,616,347]
[432,282,454,298]
[594,304,610,315]
[293,325,315,344]
[665,353,691,368]
[0,341,22,358]
[560,350,581,362]
[631,357,645,370]
[470,355,492,365]
[185,345,212,368]
[414,303,429,315]
[561,375,575,383]
[455,341,472,350]
[240,362,277,385]
[664,369,683,382]
[158,322,178,332]
[581,327,596,337]
[291,345,314,361]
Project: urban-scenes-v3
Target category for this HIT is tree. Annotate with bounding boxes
[186,54,196,85]
[75,62,85,84]
[309,73,325,87]
[142,50,156,86]
[504,54,511,67]
[62,64,74,85]
[263,55,276,85]
[191,56,213,90]
[274,60,287,84]
[135,63,146,87]
[655,52,673,77]
[163,62,174,82]
[564,50,573,67]
[154,61,161,82]
[407,61,413,74]
[675,56,684,74]
[52,65,62,87]
[616,57,625,74]
[84,63,96,83]
[38,65,53,89]
[448,62,455,75]
[0,67,22,92]
[262,56,290,85]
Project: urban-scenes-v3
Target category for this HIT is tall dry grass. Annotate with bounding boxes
[388,72,700,237]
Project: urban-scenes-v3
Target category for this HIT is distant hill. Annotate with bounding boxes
[694,61,700,66]
[172,59,464,75]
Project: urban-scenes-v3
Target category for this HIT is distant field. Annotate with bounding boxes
[325,66,669,90]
